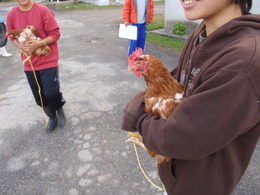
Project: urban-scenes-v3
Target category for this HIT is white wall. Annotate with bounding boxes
[165,0,260,34]
[83,0,109,6]
[83,0,123,5]
[251,0,260,13]
[164,0,200,34]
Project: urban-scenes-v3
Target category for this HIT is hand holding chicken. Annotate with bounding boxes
[7,25,50,56]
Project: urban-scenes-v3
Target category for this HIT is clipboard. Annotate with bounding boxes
[119,24,137,40]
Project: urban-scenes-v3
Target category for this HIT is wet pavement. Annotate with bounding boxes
[0,2,259,195]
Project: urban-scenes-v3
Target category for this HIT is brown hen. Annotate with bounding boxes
[7,25,50,56]
[127,48,184,163]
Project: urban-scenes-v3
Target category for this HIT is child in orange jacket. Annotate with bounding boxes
[123,0,154,55]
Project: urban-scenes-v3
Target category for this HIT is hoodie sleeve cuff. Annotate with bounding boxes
[121,90,146,132]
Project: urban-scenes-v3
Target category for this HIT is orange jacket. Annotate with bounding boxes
[123,0,154,24]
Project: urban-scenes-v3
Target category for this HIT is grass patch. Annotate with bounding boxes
[52,1,165,11]
[147,33,185,53]
[52,3,122,10]
[147,15,164,31]
[147,15,185,53]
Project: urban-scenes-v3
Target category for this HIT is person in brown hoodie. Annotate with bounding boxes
[121,0,260,194]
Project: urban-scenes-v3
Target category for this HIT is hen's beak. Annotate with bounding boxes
[127,65,135,72]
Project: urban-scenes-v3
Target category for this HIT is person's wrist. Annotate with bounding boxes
[42,40,47,46]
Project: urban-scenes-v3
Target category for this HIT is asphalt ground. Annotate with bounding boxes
[0,2,259,195]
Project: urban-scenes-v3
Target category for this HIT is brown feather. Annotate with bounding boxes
[7,30,23,39]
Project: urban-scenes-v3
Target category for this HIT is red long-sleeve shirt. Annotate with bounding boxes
[7,2,60,71]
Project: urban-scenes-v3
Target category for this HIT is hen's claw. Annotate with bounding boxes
[125,137,146,150]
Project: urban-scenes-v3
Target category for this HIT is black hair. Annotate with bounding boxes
[231,0,252,15]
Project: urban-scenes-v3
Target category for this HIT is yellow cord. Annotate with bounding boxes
[132,143,164,192]
[127,132,143,138]
[22,51,46,126]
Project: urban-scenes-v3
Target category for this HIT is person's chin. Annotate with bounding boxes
[184,13,201,21]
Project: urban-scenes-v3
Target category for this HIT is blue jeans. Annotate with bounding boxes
[128,23,147,55]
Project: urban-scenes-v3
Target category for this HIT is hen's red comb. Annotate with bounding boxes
[128,48,143,66]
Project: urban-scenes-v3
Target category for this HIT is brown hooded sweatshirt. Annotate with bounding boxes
[121,14,260,195]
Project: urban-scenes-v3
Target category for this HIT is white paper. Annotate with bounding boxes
[119,24,137,40]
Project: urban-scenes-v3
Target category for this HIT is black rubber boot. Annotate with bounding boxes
[57,107,66,127]
[43,106,57,133]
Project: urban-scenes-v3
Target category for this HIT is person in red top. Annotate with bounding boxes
[123,0,154,55]
[7,0,66,133]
